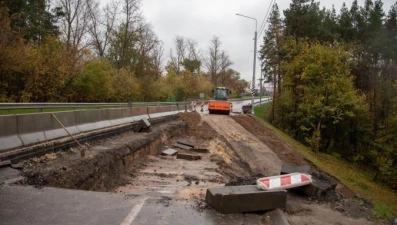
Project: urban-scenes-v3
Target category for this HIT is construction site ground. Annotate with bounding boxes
[0,112,388,224]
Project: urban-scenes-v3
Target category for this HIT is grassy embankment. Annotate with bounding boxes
[254,103,397,219]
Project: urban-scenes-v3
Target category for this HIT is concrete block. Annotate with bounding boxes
[177,153,201,160]
[140,119,151,129]
[0,160,11,168]
[291,173,337,197]
[174,143,192,150]
[161,148,178,156]
[0,115,23,152]
[190,148,209,153]
[205,185,287,213]
[134,119,151,132]
[176,139,195,148]
[281,163,310,175]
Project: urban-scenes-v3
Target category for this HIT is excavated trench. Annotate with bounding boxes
[19,119,190,192]
[17,112,250,199]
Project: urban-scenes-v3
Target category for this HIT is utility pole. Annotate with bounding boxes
[259,77,263,105]
[236,13,257,115]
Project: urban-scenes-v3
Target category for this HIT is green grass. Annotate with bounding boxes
[253,103,397,218]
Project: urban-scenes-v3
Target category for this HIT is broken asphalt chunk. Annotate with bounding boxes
[173,143,192,150]
[0,160,11,168]
[161,148,178,156]
[135,119,151,132]
[176,139,195,148]
[205,185,287,213]
[190,148,209,153]
[177,153,201,161]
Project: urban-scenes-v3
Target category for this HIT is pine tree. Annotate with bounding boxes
[260,4,284,122]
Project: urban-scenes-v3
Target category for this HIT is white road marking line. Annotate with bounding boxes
[120,197,147,225]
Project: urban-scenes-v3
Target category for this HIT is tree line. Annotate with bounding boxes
[260,0,397,189]
[0,0,247,103]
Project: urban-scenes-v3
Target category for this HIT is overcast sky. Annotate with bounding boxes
[140,0,395,85]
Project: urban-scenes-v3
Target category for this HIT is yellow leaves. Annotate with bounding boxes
[110,68,142,102]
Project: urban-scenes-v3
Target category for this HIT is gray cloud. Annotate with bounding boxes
[141,0,395,83]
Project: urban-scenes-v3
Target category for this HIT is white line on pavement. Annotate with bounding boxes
[120,197,148,225]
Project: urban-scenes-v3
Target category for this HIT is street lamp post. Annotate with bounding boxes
[259,77,263,105]
[236,13,257,115]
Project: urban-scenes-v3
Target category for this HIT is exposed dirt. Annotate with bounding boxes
[231,115,385,224]
[13,112,388,224]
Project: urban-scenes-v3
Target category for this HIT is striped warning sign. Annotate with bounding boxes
[257,172,312,191]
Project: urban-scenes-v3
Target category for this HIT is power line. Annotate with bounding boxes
[258,0,276,39]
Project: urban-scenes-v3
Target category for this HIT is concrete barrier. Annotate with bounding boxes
[147,106,160,115]
[0,115,23,152]
[131,107,147,116]
[45,111,79,140]
[106,108,133,126]
[16,112,80,146]
[170,105,178,112]
[17,113,49,146]
[0,104,183,152]
[74,110,111,132]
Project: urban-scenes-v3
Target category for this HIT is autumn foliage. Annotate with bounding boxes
[260,1,397,189]
[0,0,247,104]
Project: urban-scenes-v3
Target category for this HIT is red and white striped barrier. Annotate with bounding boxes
[191,101,197,112]
[200,101,204,112]
[257,172,312,191]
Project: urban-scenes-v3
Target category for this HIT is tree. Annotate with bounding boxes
[260,3,284,122]
[169,36,186,75]
[71,59,112,102]
[319,6,339,42]
[181,58,201,74]
[283,0,323,40]
[2,0,59,43]
[86,0,117,57]
[283,41,367,152]
[204,36,223,87]
[56,0,93,50]
[339,3,355,42]
[218,51,232,86]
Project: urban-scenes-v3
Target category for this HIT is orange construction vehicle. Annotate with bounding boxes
[208,87,232,115]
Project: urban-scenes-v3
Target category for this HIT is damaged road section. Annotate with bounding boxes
[18,119,187,191]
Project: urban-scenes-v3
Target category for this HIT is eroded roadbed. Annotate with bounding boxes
[0,112,382,225]
[113,154,225,200]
